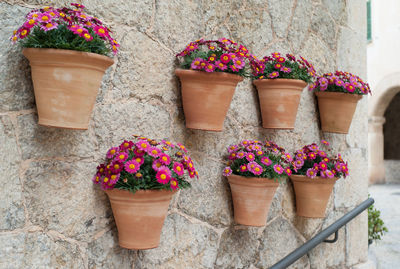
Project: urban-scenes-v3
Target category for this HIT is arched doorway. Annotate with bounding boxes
[369,73,400,184]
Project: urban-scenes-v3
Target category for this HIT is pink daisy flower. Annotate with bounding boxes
[40,21,58,31]
[191,58,203,70]
[170,178,179,190]
[233,58,245,69]
[119,140,134,150]
[23,19,38,29]
[294,159,304,168]
[215,60,227,71]
[236,151,246,159]
[162,140,175,148]
[318,151,327,157]
[308,144,319,151]
[220,53,231,64]
[133,147,145,156]
[156,166,171,184]
[208,55,216,62]
[136,140,150,152]
[159,153,171,165]
[92,173,101,184]
[255,150,264,156]
[116,152,129,162]
[205,62,216,73]
[285,153,293,162]
[148,146,161,157]
[273,164,283,174]
[110,160,123,173]
[223,167,232,177]
[306,168,317,178]
[335,163,342,172]
[38,13,51,23]
[268,71,279,78]
[280,66,291,73]
[335,79,345,87]
[229,152,237,160]
[247,161,257,171]
[239,165,247,172]
[173,162,185,176]
[319,161,328,171]
[325,170,335,178]
[124,160,140,173]
[18,28,30,39]
[272,52,280,58]
[246,152,255,162]
[345,82,356,93]
[261,156,272,166]
[93,25,109,38]
[321,140,330,146]
[252,164,263,176]
[152,159,164,171]
[106,147,119,159]
[82,33,93,41]
[227,144,239,153]
[277,57,286,63]
[241,140,250,146]
[274,63,282,69]
[319,77,329,90]
[230,65,239,72]
[109,173,120,184]
[308,152,316,160]
[285,168,292,176]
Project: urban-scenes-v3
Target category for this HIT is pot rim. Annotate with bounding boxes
[22,47,114,64]
[253,78,308,88]
[175,68,244,82]
[227,174,280,186]
[315,91,364,100]
[290,174,339,184]
[105,188,178,199]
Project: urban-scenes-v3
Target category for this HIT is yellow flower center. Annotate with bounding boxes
[12,36,17,41]
[104,177,109,183]
[255,167,260,172]
[21,30,27,36]
[43,6,50,11]
[45,23,53,28]
[41,15,49,21]
[156,163,162,168]
[162,156,168,161]
[99,28,105,34]
[77,29,83,33]
[129,164,135,169]
[80,14,86,18]
[176,166,181,171]
[160,174,166,180]
[136,173,142,177]
[32,14,38,18]
[114,164,120,169]
[28,19,35,25]
[84,34,91,39]
[49,12,55,16]
[119,155,125,160]
[141,143,147,148]
[189,45,194,49]
[111,175,117,180]
[171,181,177,186]
[209,57,215,61]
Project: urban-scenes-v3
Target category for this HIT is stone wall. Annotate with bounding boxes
[0,0,368,268]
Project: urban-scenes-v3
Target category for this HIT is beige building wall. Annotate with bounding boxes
[368,0,400,184]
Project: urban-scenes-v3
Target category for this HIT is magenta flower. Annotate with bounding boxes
[321,140,330,146]
[110,160,123,173]
[308,152,317,160]
[345,82,356,93]
[220,53,231,64]
[237,151,246,159]
[233,58,245,69]
[119,140,134,150]
[285,153,293,162]
[82,33,93,41]
[306,168,317,178]
[205,62,216,73]
[280,66,291,73]
[294,159,304,168]
[228,152,237,160]
[318,150,327,157]
[115,152,128,162]
[191,58,203,70]
[124,160,140,173]
[152,159,163,171]
[239,164,247,172]
[273,164,283,175]
[40,22,58,31]
[173,162,185,176]
[156,166,171,184]
[335,79,345,87]
[170,178,179,190]
[268,71,279,78]
[251,163,263,176]
[148,146,161,157]
[93,25,109,38]
[255,150,264,156]
[261,156,272,166]
[136,140,150,152]
[247,161,258,171]
[92,173,101,184]
[38,13,51,23]
[277,57,286,63]
[326,170,335,178]
[285,168,292,176]
[133,147,145,156]
[274,63,282,69]
[228,144,239,153]
[319,161,328,171]
[230,65,239,72]
[23,19,37,29]
[246,152,255,162]
[106,147,119,159]
[223,166,232,177]
[215,60,227,71]
[159,153,171,165]
[318,77,328,90]
[335,163,342,172]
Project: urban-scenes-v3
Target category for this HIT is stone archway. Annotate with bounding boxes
[369,72,400,184]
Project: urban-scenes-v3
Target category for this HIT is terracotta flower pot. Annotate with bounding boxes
[175,69,243,131]
[23,48,114,130]
[227,174,279,226]
[290,175,338,218]
[253,79,307,129]
[105,189,176,250]
[316,91,363,134]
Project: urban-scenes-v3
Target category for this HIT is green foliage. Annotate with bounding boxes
[261,60,314,83]
[19,24,110,56]
[368,200,388,244]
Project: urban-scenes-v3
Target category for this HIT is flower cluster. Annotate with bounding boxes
[11,3,119,55]
[222,140,292,181]
[250,52,316,83]
[290,141,349,179]
[93,136,198,193]
[176,38,254,77]
[309,71,371,95]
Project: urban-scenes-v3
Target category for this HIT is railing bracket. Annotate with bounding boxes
[323,230,338,243]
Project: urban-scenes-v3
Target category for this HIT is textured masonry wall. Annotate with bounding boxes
[0,0,368,268]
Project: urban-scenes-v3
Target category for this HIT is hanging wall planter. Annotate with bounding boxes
[250,53,316,129]
[11,3,118,129]
[92,136,198,249]
[223,140,292,226]
[175,38,251,131]
[311,71,371,134]
[289,141,349,218]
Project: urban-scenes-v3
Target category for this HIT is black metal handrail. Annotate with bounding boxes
[270,198,374,269]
